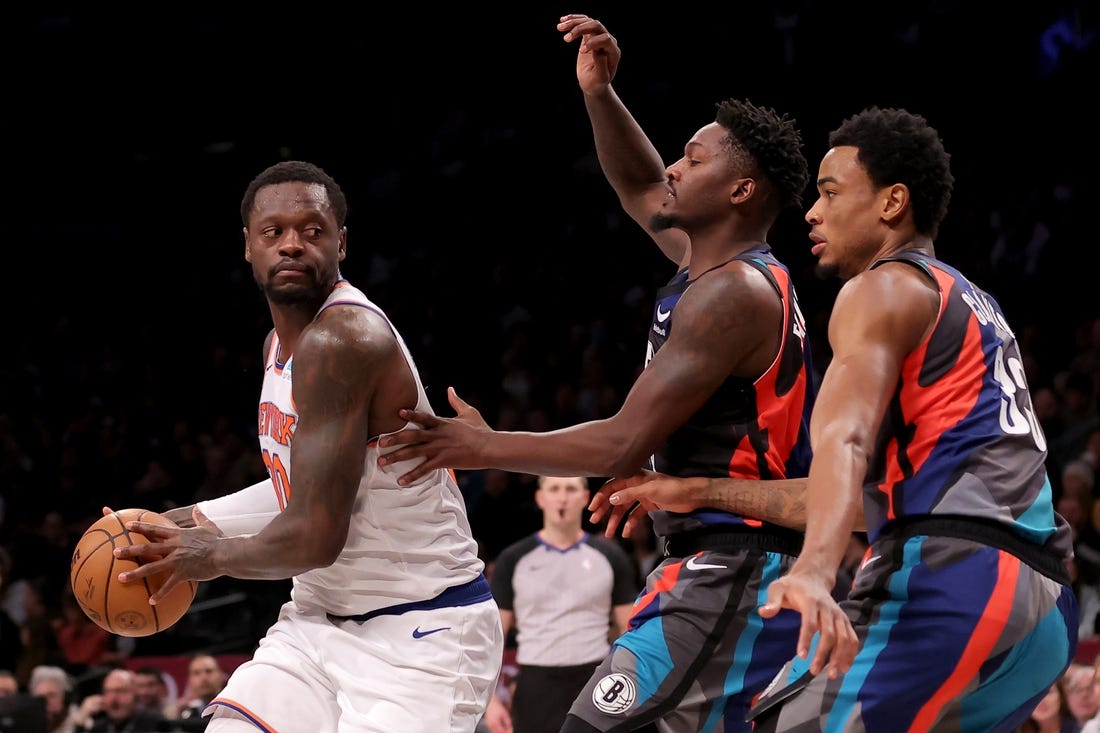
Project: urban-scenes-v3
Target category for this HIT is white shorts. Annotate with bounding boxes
[204,597,503,733]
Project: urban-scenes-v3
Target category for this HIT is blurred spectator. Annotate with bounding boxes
[133,664,177,719]
[1065,662,1100,729]
[1081,655,1100,733]
[173,653,227,724]
[1060,461,1097,539]
[1081,428,1100,476]
[0,549,23,673]
[0,669,17,696]
[1051,371,1100,470]
[77,667,166,733]
[1073,556,1100,642]
[28,664,80,733]
[1036,386,1069,449]
[53,587,131,679]
[16,611,65,691]
[0,546,32,628]
[1069,317,1100,396]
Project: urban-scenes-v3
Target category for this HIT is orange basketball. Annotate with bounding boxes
[69,508,198,637]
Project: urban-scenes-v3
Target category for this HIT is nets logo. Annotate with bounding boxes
[592,673,637,715]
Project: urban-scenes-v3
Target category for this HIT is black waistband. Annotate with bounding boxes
[664,525,804,559]
[883,515,1070,585]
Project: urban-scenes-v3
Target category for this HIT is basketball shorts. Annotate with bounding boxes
[561,547,800,733]
[203,595,503,733]
[511,661,601,733]
[749,531,1078,732]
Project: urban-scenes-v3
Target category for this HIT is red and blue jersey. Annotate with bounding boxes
[864,251,1073,558]
[649,245,816,537]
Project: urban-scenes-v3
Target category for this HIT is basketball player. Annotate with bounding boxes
[113,160,503,732]
[377,14,816,732]
[591,108,1079,731]
[485,476,639,733]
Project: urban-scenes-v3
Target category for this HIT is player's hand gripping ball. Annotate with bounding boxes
[69,508,198,637]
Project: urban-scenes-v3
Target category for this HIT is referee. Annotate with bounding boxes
[485,476,640,733]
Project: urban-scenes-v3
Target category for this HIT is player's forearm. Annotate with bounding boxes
[196,478,282,535]
[790,445,867,583]
[702,477,810,530]
[485,422,649,478]
[583,87,667,194]
[700,476,865,532]
[212,512,336,579]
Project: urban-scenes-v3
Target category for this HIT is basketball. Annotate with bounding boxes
[69,508,198,637]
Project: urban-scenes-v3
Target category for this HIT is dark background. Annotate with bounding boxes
[3,2,1097,658]
[10,3,1097,379]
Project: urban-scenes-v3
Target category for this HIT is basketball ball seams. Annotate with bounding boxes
[70,507,197,637]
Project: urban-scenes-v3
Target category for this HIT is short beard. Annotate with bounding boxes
[255,271,327,308]
[648,211,676,232]
[814,261,840,281]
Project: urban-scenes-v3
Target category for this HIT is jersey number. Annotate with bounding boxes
[992,346,1046,452]
[262,449,292,509]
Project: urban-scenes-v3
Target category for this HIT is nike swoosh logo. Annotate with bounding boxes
[685,556,726,571]
[412,626,451,639]
[656,304,672,323]
[860,554,881,571]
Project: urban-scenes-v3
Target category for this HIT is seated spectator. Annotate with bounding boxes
[75,667,166,733]
[54,587,129,677]
[1081,655,1100,733]
[133,664,177,719]
[0,550,23,673]
[1066,662,1100,730]
[28,664,80,733]
[0,669,17,697]
[173,653,227,725]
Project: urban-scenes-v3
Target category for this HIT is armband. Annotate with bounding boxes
[197,478,282,536]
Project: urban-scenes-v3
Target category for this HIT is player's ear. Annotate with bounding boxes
[729,177,755,205]
[881,183,909,225]
[243,228,252,262]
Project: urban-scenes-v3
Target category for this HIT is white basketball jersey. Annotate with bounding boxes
[257,280,484,616]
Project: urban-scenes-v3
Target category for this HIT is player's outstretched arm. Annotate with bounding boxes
[377,386,496,483]
[557,13,688,266]
[591,473,866,535]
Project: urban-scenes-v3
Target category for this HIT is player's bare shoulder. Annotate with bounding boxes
[297,304,401,392]
[841,258,937,316]
[681,258,784,330]
[834,259,938,349]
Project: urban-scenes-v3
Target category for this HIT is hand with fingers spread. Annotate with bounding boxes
[557,14,620,94]
[758,569,859,680]
[376,386,493,485]
[113,506,226,604]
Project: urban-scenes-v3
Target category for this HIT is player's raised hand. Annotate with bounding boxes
[758,570,858,679]
[377,386,493,485]
[557,14,620,93]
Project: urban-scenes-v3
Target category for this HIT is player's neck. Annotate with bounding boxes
[268,306,318,361]
[689,235,767,277]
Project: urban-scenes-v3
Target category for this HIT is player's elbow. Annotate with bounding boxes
[300,528,348,569]
[604,442,654,478]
